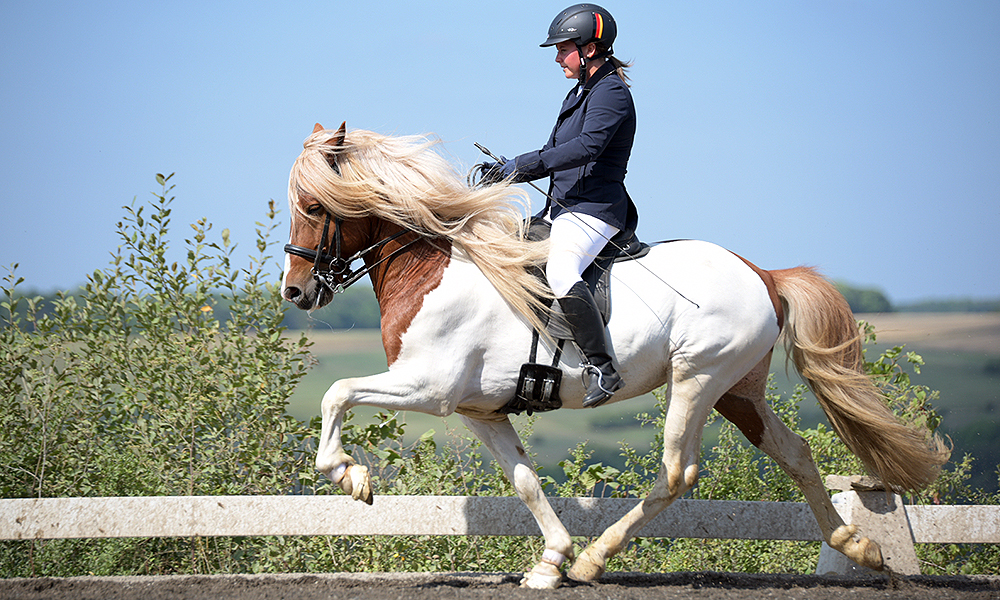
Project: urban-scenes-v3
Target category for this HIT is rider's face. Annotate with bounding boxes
[555,41,597,80]
[555,41,581,79]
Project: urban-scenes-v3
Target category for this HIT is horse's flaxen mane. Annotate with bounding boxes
[288,127,554,332]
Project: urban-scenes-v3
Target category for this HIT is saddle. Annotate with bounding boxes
[501,218,650,415]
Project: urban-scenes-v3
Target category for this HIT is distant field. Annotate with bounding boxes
[856,312,1000,353]
[287,313,999,484]
[855,313,999,431]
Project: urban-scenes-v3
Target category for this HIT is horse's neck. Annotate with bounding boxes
[366,221,452,364]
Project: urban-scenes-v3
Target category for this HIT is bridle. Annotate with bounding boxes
[283,212,422,296]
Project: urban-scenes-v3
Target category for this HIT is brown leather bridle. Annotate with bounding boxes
[283,212,421,296]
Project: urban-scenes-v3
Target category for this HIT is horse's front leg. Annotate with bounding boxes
[314,377,374,504]
[316,372,453,505]
[460,414,573,590]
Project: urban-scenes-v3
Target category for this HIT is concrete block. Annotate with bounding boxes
[816,490,920,576]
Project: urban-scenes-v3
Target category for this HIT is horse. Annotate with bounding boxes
[281,123,949,589]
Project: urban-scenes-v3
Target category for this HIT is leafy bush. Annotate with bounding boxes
[1,175,995,577]
[0,175,317,575]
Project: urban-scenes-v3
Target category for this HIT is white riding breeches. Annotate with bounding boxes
[546,212,620,297]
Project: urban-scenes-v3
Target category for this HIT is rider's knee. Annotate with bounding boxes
[545,261,580,297]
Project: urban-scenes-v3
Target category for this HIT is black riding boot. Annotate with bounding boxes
[559,281,624,408]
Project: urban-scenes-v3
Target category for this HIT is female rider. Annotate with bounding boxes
[482,4,637,408]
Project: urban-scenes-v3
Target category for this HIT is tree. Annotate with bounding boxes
[835,282,893,313]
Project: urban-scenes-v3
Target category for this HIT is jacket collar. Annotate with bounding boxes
[560,61,619,116]
[582,60,617,94]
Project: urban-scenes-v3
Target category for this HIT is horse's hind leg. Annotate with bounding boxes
[460,414,573,589]
[567,375,715,582]
[713,353,884,571]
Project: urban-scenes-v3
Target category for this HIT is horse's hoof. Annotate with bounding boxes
[566,548,605,583]
[830,525,884,571]
[340,464,374,505]
[519,562,562,589]
[857,537,884,571]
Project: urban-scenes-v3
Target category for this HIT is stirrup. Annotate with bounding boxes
[581,363,622,408]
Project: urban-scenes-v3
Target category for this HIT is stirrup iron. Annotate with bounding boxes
[582,363,616,395]
[581,362,622,408]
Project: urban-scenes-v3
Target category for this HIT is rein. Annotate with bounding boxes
[284,213,422,296]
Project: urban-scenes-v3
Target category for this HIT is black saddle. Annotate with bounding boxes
[501,218,649,415]
[526,217,650,339]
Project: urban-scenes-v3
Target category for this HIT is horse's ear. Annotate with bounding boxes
[309,122,347,148]
[311,122,347,174]
[330,121,347,148]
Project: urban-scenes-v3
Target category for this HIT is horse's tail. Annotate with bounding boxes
[770,266,950,492]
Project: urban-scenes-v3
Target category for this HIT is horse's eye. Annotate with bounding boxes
[306,204,324,216]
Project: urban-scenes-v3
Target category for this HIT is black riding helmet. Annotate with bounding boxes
[540,3,617,52]
[540,4,617,84]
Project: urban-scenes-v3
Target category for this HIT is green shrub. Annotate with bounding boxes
[1,175,316,575]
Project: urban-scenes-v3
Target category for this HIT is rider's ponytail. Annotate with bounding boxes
[596,43,632,86]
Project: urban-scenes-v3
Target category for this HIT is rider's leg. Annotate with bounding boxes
[547,212,623,407]
[545,212,618,296]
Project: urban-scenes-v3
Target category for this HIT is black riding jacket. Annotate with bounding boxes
[502,60,638,232]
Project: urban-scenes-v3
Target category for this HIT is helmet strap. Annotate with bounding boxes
[577,44,588,86]
[577,44,614,86]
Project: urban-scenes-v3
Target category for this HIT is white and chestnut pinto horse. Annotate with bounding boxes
[282,123,949,589]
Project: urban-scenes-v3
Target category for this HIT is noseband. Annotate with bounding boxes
[284,212,421,295]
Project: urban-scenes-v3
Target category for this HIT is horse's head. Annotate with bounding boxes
[282,122,549,337]
[282,122,380,310]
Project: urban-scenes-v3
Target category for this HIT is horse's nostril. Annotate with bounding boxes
[283,286,301,302]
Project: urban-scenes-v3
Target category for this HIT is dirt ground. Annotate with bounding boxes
[2,571,998,600]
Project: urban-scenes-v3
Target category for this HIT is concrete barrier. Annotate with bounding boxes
[0,496,823,540]
[2,494,996,576]
[816,475,1000,576]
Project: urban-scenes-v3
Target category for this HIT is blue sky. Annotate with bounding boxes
[2,1,998,303]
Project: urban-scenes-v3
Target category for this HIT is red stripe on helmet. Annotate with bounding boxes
[594,13,604,40]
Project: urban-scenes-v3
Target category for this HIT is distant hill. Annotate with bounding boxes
[6,284,996,333]
[895,298,1000,313]
[835,282,999,314]
[280,285,381,330]
[835,282,892,313]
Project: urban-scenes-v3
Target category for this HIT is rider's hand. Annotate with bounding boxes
[474,159,508,186]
